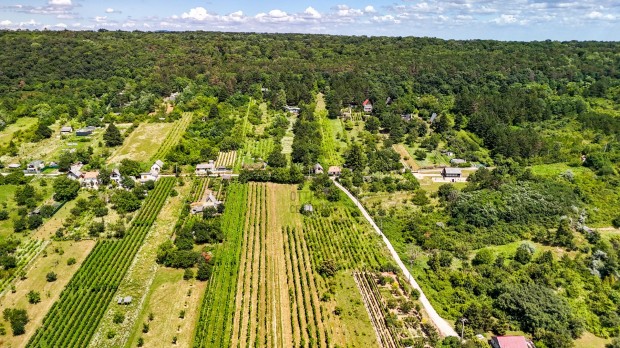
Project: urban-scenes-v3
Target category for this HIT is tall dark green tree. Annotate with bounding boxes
[103,122,123,147]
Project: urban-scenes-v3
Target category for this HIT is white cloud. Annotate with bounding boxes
[48,0,72,5]
[364,5,376,13]
[106,8,115,14]
[491,14,528,25]
[182,7,210,21]
[54,22,67,28]
[585,11,615,20]
[0,20,11,26]
[335,5,363,17]
[304,7,321,19]
[94,16,107,23]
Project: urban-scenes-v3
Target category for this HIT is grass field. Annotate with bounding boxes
[107,122,175,164]
[0,240,96,348]
[393,144,420,170]
[316,93,343,166]
[89,179,191,348]
[0,117,38,146]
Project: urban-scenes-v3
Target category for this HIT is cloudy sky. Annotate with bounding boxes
[0,0,618,41]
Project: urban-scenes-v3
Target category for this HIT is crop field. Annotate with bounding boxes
[353,272,399,348]
[215,151,237,169]
[107,122,175,164]
[0,239,47,294]
[245,138,274,161]
[26,178,174,348]
[150,112,193,162]
[194,183,382,348]
[0,240,96,348]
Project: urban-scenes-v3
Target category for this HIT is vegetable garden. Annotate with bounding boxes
[26,178,174,348]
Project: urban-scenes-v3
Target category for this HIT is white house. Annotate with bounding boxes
[328,166,341,177]
[110,169,122,185]
[141,160,164,183]
[27,160,45,173]
[190,192,222,214]
[81,171,100,189]
[196,160,216,175]
[60,126,73,135]
[362,99,373,113]
[67,168,82,180]
[151,160,164,173]
[313,163,324,175]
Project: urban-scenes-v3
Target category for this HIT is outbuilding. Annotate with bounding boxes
[441,167,462,179]
[328,166,341,177]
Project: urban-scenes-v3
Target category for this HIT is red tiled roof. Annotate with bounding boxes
[362,99,371,105]
[494,336,529,348]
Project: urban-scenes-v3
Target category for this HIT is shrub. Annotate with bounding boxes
[67,257,76,266]
[46,272,57,282]
[0,210,8,221]
[27,290,41,304]
[113,312,125,324]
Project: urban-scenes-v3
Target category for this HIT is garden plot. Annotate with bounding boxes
[107,123,175,164]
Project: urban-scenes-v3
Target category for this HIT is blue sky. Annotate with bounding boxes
[0,0,618,41]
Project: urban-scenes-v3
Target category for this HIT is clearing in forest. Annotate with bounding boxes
[107,122,175,164]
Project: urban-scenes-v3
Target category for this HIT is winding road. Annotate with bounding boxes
[332,179,459,338]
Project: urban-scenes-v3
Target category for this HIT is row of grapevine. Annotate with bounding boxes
[353,272,401,348]
[215,151,237,169]
[26,178,175,348]
[244,138,274,160]
[0,239,47,294]
[193,183,248,348]
[303,207,386,270]
[150,112,193,161]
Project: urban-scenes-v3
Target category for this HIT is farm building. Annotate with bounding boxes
[362,99,373,113]
[75,128,92,136]
[196,160,216,175]
[151,159,164,173]
[190,192,222,214]
[328,166,341,176]
[450,158,466,165]
[60,126,73,135]
[140,160,164,182]
[313,163,324,175]
[27,160,45,173]
[441,167,462,178]
[490,336,534,348]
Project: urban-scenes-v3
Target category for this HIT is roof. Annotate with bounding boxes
[443,167,462,175]
[450,158,466,164]
[313,163,323,170]
[8,163,20,168]
[28,160,44,166]
[83,171,99,179]
[492,336,530,348]
[328,166,341,172]
[362,99,371,106]
[61,126,73,132]
[196,162,215,170]
[68,169,82,177]
[111,169,121,176]
[303,204,313,212]
[430,112,438,123]
[154,160,164,168]
[205,193,221,205]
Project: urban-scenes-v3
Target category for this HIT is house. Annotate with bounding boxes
[196,161,216,175]
[490,336,534,348]
[362,99,373,113]
[429,112,438,123]
[313,163,324,175]
[60,126,73,135]
[75,128,92,136]
[442,151,455,158]
[67,168,82,180]
[284,105,301,115]
[110,169,122,184]
[27,160,44,173]
[81,171,100,188]
[190,192,222,214]
[164,92,180,102]
[140,160,164,183]
[441,167,462,178]
[151,160,164,173]
[450,158,466,165]
[328,166,341,177]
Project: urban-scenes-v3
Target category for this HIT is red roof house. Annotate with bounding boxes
[490,336,534,348]
[362,99,373,113]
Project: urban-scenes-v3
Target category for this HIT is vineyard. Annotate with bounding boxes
[26,178,175,348]
[215,151,237,169]
[244,138,274,161]
[150,112,193,162]
[193,182,248,347]
[354,272,400,348]
[0,239,47,294]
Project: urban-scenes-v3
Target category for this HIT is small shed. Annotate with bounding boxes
[75,128,92,136]
[60,126,73,135]
[303,204,313,213]
[117,296,133,305]
[450,158,466,165]
[313,163,324,175]
[8,163,20,169]
[441,167,462,178]
[328,166,341,177]
[27,160,44,173]
[196,161,215,175]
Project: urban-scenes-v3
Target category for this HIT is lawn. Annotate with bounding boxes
[0,117,38,146]
[107,122,175,164]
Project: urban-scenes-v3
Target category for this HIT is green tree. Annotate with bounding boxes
[119,159,142,177]
[52,177,80,201]
[344,143,367,172]
[267,145,287,168]
[365,116,381,133]
[103,123,123,147]
[3,308,28,336]
[46,272,57,282]
[554,219,575,249]
[34,122,52,141]
[27,290,41,304]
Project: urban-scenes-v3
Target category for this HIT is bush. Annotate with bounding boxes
[67,257,76,266]
[612,216,620,229]
[27,290,41,304]
[0,210,8,220]
[2,308,28,336]
[113,312,125,324]
[183,268,194,280]
[46,272,57,282]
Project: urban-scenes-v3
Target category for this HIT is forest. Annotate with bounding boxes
[0,30,619,348]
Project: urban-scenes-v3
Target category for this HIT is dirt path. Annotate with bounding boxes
[332,179,459,338]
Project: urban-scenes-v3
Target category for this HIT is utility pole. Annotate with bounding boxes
[460,317,468,342]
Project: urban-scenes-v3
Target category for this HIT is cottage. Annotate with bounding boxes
[190,192,222,214]
[27,160,44,173]
[75,128,92,136]
[196,161,216,175]
[60,126,73,135]
[81,171,100,188]
[151,160,164,173]
[490,336,533,348]
[313,163,324,175]
[110,169,122,184]
[67,168,82,180]
[140,160,164,183]
[284,105,301,115]
[362,99,373,113]
[441,167,462,179]
[328,166,341,177]
[450,158,466,165]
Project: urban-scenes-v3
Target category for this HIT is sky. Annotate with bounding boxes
[0,0,618,41]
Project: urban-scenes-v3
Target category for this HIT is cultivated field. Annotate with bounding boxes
[150,112,193,162]
[107,123,175,164]
[0,240,96,348]
[215,151,237,169]
[26,178,174,348]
